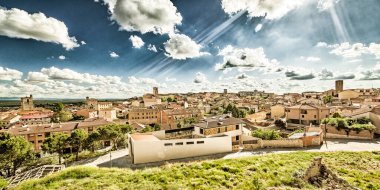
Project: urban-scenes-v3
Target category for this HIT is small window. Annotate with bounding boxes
[236,136,240,141]
[200,128,204,134]
[314,115,316,118]
[164,143,173,146]
[197,141,204,144]
[302,115,304,118]
[235,125,239,130]
[175,142,184,145]
[186,142,194,145]
[38,140,43,143]
[218,128,221,133]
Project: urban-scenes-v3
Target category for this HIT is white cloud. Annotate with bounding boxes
[148,44,158,52]
[284,67,315,80]
[0,8,79,50]
[110,51,119,58]
[255,24,263,32]
[81,41,86,45]
[129,35,144,48]
[164,34,207,60]
[319,42,380,59]
[215,45,279,71]
[358,64,380,80]
[26,72,50,82]
[0,67,23,81]
[236,73,248,79]
[106,0,182,34]
[128,76,158,85]
[221,0,306,20]
[194,72,208,83]
[165,77,176,82]
[319,68,355,80]
[300,56,320,62]
[58,55,66,60]
[317,0,340,11]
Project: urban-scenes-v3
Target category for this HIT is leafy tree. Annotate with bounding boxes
[323,95,332,104]
[86,130,101,152]
[332,112,342,118]
[0,177,8,189]
[58,111,73,122]
[52,103,64,113]
[69,129,88,161]
[71,114,85,121]
[252,129,281,140]
[274,120,286,128]
[97,124,132,150]
[0,132,34,177]
[42,133,69,164]
[356,117,371,124]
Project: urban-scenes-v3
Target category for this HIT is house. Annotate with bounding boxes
[285,104,330,127]
[19,113,52,125]
[76,109,98,119]
[98,109,117,121]
[159,108,203,130]
[128,108,159,125]
[270,105,285,120]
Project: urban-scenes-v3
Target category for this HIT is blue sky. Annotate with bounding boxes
[0,0,380,98]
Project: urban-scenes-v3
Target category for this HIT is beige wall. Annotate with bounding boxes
[271,105,285,119]
[369,112,380,134]
[339,90,360,100]
[130,135,232,164]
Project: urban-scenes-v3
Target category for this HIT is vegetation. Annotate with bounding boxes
[42,133,70,165]
[69,129,88,161]
[176,117,199,128]
[0,132,35,177]
[288,129,304,138]
[14,151,380,190]
[323,95,332,104]
[252,129,281,140]
[224,104,246,118]
[274,119,285,128]
[141,124,161,133]
[0,177,7,190]
[322,117,376,132]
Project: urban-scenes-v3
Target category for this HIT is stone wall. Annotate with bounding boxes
[323,125,374,140]
[261,139,303,148]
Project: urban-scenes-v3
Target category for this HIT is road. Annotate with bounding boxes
[223,139,380,159]
[82,148,129,167]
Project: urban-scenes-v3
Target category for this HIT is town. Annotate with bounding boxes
[1,80,380,188]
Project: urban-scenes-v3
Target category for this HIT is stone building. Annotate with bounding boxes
[21,95,34,111]
[285,104,330,127]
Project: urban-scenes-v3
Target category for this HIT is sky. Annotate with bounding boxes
[0,0,380,99]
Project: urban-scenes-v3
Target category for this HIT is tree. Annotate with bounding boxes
[52,103,64,113]
[274,120,286,128]
[42,133,69,164]
[0,132,34,177]
[58,111,73,122]
[69,129,88,161]
[97,124,132,150]
[252,129,281,140]
[332,112,342,118]
[323,95,332,104]
[86,130,101,152]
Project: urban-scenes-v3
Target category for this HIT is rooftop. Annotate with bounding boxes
[130,134,160,142]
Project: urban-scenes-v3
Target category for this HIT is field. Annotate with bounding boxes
[14,151,380,190]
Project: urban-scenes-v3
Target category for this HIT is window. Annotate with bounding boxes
[302,115,304,118]
[197,141,204,144]
[38,140,43,143]
[175,142,183,145]
[314,115,316,118]
[164,143,173,146]
[200,128,204,134]
[235,125,239,130]
[186,142,194,145]
[236,136,240,141]
[218,128,221,133]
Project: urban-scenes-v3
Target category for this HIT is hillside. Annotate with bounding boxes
[15,151,380,190]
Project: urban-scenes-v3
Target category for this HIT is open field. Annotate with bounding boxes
[14,151,380,190]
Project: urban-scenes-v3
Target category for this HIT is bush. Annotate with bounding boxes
[252,129,281,140]
[0,177,7,190]
[324,117,375,132]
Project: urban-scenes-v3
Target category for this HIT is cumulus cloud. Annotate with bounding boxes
[164,34,207,60]
[236,73,248,79]
[215,45,279,71]
[128,76,158,85]
[58,55,66,60]
[0,8,79,50]
[148,44,158,52]
[194,72,208,83]
[319,68,355,80]
[129,35,144,48]
[0,67,23,81]
[81,41,86,45]
[110,51,119,58]
[318,42,380,59]
[26,72,50,82]
[358,64,380,80]
[284,67,315,80]
[105,0,182,34]
[221,0,306,20]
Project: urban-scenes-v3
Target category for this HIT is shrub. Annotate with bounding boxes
[0,177,7,190]
[252,129,281,140]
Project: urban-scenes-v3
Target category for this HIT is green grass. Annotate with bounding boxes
[15,151,380,190]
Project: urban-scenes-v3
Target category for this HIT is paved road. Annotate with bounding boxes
[82,148,129,167]
[223,139,380,159]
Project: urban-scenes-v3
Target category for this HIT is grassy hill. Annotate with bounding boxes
[15,151,380,190]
